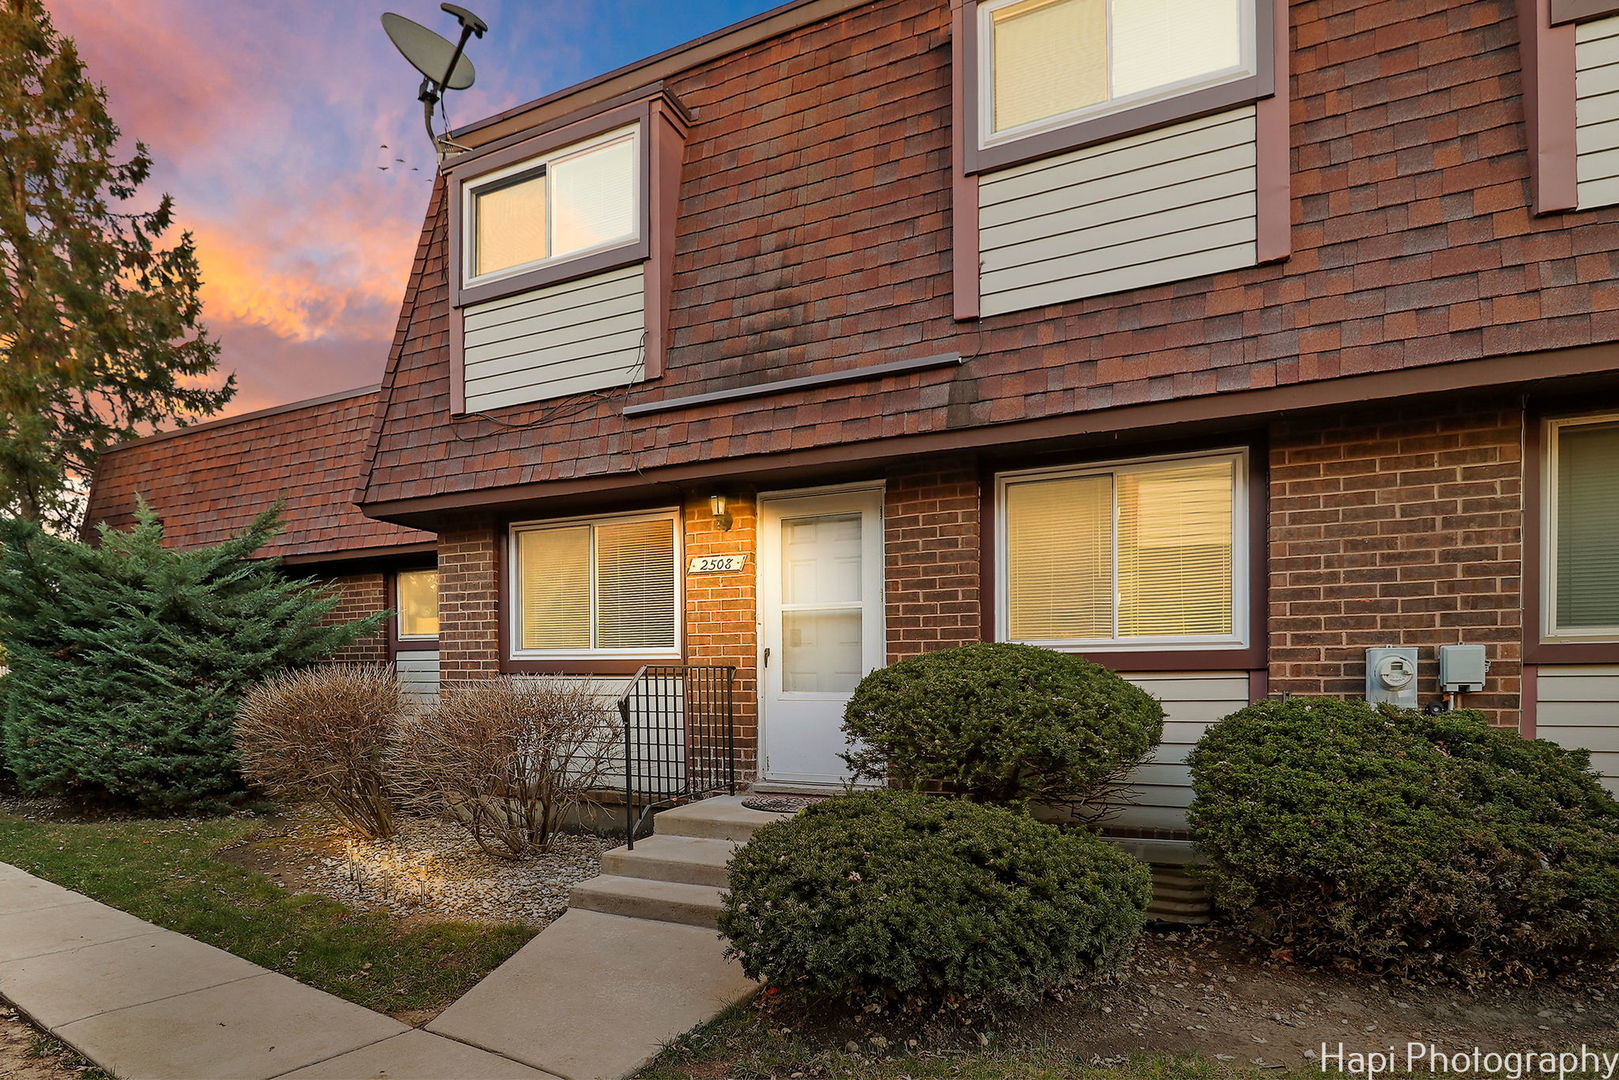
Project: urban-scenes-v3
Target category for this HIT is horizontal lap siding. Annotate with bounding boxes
[395,651,440,703]
[1577,16,1619,208]
[978,107,1258,317]
[462,265,646,413]
[1535,665,1619,795]
[1109,672,1252,831]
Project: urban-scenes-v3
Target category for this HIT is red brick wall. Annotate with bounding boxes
[316,572,389,662]
[438,516,501,684]
[684,494,760,780]
[884,460,983,662]
[1268,399,1524,725]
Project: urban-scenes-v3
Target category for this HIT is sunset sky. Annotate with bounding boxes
[48,0,778,417]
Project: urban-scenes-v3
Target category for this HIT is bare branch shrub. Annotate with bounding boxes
[236,664,404,838]
[390,677,621,859]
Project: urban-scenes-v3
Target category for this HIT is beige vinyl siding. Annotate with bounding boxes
[978,106,1257,316]
[395,651,440,704]
[1577,15,1619,208]
[462,264,645,413]
[494,675,652,792]
[1535,665,1619,796]
[1107,672,1251,831]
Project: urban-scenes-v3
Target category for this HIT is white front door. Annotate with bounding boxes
[757,484,886,785]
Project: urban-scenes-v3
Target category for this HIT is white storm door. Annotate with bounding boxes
[758,485,885,784]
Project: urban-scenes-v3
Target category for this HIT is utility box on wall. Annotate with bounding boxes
[1365,646,1420,709]
[1438,644,1489,693]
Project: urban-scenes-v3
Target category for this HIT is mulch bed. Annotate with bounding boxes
[225,806,608,926]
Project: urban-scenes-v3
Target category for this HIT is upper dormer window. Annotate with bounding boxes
[463,125,640,286]
[981,0,1256,147]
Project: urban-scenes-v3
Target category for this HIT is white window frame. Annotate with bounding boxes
[394,568,439,642]
[995,448,1250,652]
[507,508,683,661]
[1542,412,1619,643]
[461,123,643,290]
[976,0,1259,150]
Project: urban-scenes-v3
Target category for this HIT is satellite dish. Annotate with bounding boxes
[382,12,476,90]
[381,4,487,156]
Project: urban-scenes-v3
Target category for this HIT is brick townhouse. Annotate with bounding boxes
[88,0,1619,833]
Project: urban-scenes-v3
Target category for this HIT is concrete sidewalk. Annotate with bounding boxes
[0,861,559,1080]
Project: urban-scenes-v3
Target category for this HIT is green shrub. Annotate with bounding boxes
[718,790,1152,1008]
[1188,698,1619,976]
[841,642,1164,808]
[0,506,384,812]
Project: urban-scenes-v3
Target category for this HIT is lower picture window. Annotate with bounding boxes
[998,451,1246,649]
[510,512,679,657]
[1546,414,1619,640]
[395,568,439,640]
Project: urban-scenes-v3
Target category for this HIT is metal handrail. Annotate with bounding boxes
[617,664,737,847]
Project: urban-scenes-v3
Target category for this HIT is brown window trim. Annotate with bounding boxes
[445,89,689,414]
[385,566,440,658]
[1520,0,1580,215]
[493,506,685,675]
[1523,402,1619,664]
[957,0,1276,176]
[976,436,1268,673]
[1550,0,1619,25]
[949,0,1291,319]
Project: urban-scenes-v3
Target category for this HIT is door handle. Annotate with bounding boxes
[763,647,770,668]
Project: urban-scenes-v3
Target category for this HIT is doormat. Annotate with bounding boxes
[740,795,817,813]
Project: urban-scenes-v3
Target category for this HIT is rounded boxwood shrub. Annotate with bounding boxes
[841,642,1164,807]
[1188,698,1619,976]
[718,790,1152,1008]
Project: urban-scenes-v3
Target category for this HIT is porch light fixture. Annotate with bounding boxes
[710,494,733,532]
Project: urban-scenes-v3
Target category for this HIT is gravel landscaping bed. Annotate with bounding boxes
[240,807,610,926]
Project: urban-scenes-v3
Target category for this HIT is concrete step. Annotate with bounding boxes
[569,874,727,929]
[651,796,794,843]
[599,835,739,888]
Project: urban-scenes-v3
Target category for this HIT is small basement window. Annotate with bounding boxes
[464,125,640,285]
[997,450,1248,650]
[395,568,439,639]
[979,0,1257,148]
[1545,414,1619,640]
[510,511,680,658]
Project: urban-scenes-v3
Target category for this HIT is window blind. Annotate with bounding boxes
[551,136,638,259]
[992,0,1107,133]
[989,0,1246,135]
[595,518,677,649]
[395,569,439,638]
[517,525,591,650]
[474,172,547,277]
[1110,0,1243,99]
[1005,472,1113,639]
[1556,420,1619,630]
[1117,459,1234,637]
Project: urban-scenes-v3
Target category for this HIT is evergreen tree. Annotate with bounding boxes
[0,0,233,533]
[0,506,385,812]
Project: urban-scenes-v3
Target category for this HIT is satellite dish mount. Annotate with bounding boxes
[381,4,487,158]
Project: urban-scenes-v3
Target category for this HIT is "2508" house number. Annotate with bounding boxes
[688,554,749,573]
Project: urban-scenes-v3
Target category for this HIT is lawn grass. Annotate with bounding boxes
[0,810,536,1015]
[637,1007,1323,1080]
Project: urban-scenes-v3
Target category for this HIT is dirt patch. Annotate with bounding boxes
[767,928,1619,1071]
[0,1005,108,1080]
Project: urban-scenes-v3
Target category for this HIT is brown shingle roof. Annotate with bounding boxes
[85,387,432,563]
